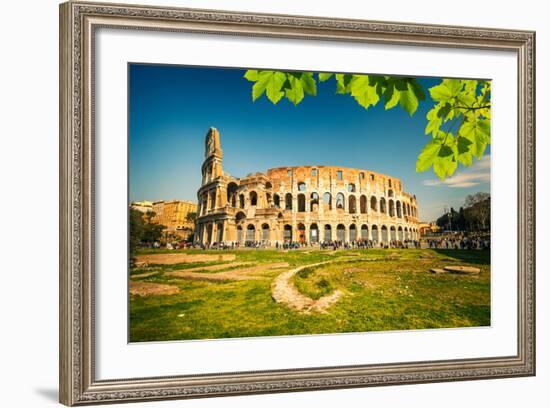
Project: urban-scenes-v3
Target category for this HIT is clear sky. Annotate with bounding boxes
[129,63,490,221]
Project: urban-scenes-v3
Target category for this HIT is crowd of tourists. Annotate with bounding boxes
[424,234,490,250]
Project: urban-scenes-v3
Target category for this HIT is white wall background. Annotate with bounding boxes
[0,0,546,407]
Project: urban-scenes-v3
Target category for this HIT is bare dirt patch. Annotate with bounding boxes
[271,262,343,314]
[179,262,249,273]
[130,281,179,296]
[131,271,159,279]
[167,262,289,282]
[135,253,236,265]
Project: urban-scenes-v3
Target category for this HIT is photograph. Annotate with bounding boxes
[128,64,492,342]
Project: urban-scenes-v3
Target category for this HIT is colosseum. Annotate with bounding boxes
[195,127,420,247]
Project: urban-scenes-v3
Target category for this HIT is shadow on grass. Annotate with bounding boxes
[432,249,491,265]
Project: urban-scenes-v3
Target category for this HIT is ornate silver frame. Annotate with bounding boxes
[59,1,536,405]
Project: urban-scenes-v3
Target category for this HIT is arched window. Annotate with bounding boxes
[348,183,356,193]
[349,224,357,241]
[324,224,332,241]
[237,225,244,243]
[388,189,394,198]
[358,195,366,214]
[398,226,404,241]
[310,192,319,212]
[261,223,270,241]
[246,224,256,241]
[239,194,245,209]
[297,193,306,212]
[310,223,319,243]
[336,193,345,210]
[249,191,258,206]
[236,211,246,222]
[361,224,368,240]
[349,195,357,214]
[370,196,377,212]
[380,197,387,213]
[273,194,280,208]
[381,225,388,242]
[371,225,379,242]
[209,191,216,210]
[396,201,402,218]
[336,224,346,241]
[283,224,292,242]
[298,182,306,192]
[285,193,292,210]
[390,226,397,241]
[389,199,395,217]
[323,192,332,210]
[227,182,238,208]
[265,182,272,190]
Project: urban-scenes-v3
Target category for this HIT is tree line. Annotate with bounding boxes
[435,192,490,232]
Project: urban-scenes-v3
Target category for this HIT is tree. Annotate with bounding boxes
[186,211,197,223]
[464,192,491,230]
[129,208,145,265]
[243,70,490,180]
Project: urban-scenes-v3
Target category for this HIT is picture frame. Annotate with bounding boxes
[59,1,536,405]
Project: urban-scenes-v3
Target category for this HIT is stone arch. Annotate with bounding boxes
[349,224,357,241]
[370,196,377,212]
[235,211,246,222]
[261,223,270,241]
[310,192,319,212]
[398,226,404,241]
[298,181,306,192]
[360,195,367,214]
[381,225,388,242]
[360,224,369,240]
[209,190,216,210]
[237,225,244,243]
[297,193,306,212]
[390,225,397,241]
[389,199,395,217]
[371,225,379,242]
[336,193,345,210]
[388,189,394,198]
[227,182,238,207]
[396,201,402,218]
[297,223,306,243]
[246,224,256,241]
[336,224,346,242]
[265,181,272,190]
[310,223,319,243]
[348,183,356,193]
[324,224,332,241]
[380,197,387,214]
[285,193,292,210]
[323,192,332,210]
[283,224,292,242]
[239,194,245,209]
[349,195,357,214]
[273,193,280,208]
[249,191,258,206]
[217,222,224,242]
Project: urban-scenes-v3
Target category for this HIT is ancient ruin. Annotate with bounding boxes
[195,127,420,246]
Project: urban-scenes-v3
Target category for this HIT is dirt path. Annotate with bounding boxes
[135,253,236,265]
[271,262,343,314]
[130,281,179,296]
[166,262,289,282]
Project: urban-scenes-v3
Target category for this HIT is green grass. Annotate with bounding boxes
[129,248,490,342]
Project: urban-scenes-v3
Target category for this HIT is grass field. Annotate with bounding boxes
[129,248,490,342]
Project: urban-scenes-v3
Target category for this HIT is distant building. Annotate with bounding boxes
[151,200,197,237]
[130,200,154,213]
[419,222,441,235]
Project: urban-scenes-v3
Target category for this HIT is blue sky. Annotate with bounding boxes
[129,63,490,221]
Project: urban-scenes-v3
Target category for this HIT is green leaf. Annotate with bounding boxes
[318,73,333,82]
[429,79,463,102]
[416,136,444,172]
[433,156,457,180]
[425,107,443,136]
[301,73,317,96]
[399,82,419,116]
[244,70,259,81]
[409,79,426,101]
[349,75,380,110]
[284,75,304,105]
[459,118,490,159]
[252,71,287,104]
[335,74,353,94]
[383,83,400,110]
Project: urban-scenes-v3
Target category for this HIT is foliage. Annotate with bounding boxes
[434,192,490,231]
[244,70,491,180]
[129,209,166,265]
[185,211,197,223]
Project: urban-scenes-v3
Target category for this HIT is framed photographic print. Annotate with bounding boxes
[59,1,536,405]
